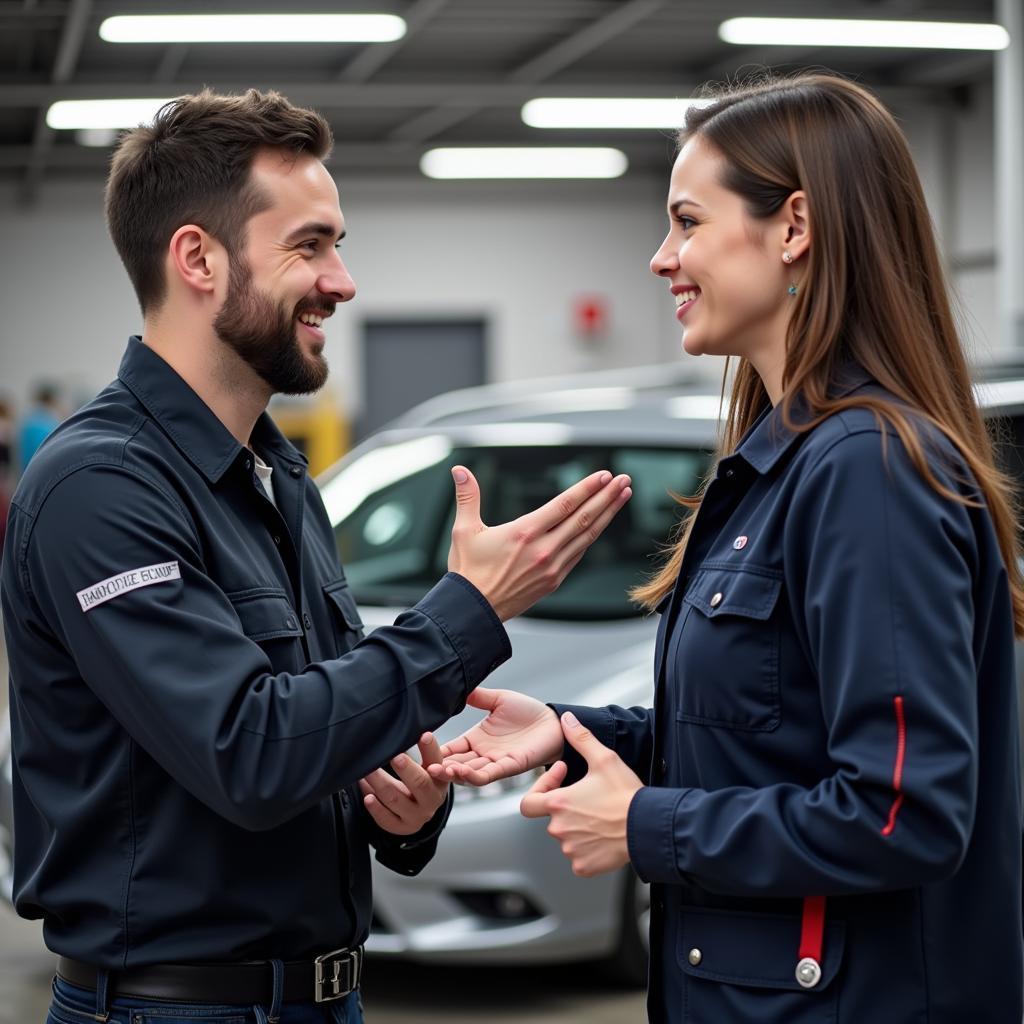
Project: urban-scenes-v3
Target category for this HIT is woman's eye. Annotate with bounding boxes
[677,217,696,231]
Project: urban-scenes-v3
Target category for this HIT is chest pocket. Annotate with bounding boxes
[675,565,783,732]
[323,578,365,656]
[227,587,305,673]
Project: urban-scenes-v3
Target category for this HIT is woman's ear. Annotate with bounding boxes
[781,190,810,262]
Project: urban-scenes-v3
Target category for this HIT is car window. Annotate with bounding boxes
[332,443,710,620]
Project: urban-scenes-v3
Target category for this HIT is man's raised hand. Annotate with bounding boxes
[446,465,631,622]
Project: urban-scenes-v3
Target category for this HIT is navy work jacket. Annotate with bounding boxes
[1,337,511,968]
[557,371,1023,1022]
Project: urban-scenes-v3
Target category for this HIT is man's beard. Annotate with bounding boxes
[213,256,330,396]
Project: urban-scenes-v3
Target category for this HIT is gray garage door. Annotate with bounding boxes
[359,319,487,438]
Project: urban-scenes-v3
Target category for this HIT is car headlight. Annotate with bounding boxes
[452,766,545,804]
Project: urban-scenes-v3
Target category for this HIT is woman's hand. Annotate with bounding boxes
[520,711,643,877]
[427,687,565,786]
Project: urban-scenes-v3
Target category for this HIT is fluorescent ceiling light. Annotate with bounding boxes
[421,147,627,180]
[99,14,406,44]
[75,128,120,147]
[47,98,173,130]
[719,17,1009,50]
[522,98,710,129]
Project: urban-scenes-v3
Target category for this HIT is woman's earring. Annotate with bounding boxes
[788,283,799,296]
[782,250,794,264]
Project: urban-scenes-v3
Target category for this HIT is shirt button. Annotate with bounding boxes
[273,534,282,545]
[303,613,312,630]
[688,948,703,966]
[340,791,350,809]
[710,592,723,608]
[289,465,303,478]
[725,468,734,478]
[245,458,252,470]
[285,617,296,629]
[659,757,667,774]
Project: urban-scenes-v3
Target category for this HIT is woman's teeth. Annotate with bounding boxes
[675,290,699,307]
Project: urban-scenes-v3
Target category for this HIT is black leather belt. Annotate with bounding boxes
[57,947,363,1005]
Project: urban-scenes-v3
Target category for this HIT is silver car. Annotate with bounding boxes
[317,364,727,985]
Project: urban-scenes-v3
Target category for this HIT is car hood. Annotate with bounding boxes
[359,606,657,744]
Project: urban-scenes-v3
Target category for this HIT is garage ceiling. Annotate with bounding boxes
[0,0,1001,196]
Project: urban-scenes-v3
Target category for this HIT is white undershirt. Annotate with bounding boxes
[253,451,277,508]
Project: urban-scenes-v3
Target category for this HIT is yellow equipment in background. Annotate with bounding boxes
[268,395,350,478]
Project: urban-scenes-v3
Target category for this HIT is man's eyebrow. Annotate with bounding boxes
[669,198,704,217]
[284,222,345,244]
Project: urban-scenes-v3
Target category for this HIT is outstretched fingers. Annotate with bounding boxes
[554,481,632,569]
[524,471,614,534]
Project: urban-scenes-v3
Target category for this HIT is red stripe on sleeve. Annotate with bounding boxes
[880,695,907,837]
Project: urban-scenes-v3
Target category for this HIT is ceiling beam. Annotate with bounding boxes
[338,0,450,83]
[0,79,725,107]
[20,0,91,203]
[388,0,668,143]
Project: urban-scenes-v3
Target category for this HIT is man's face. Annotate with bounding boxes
[213,149,355,395]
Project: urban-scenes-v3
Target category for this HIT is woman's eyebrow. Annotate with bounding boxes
[669,198,704,217]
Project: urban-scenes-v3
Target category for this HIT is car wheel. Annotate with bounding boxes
[602,868,650,987]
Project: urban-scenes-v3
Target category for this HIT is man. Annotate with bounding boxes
[0,89,631,1024]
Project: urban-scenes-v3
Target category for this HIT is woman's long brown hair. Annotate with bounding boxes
[632,73,1024,636]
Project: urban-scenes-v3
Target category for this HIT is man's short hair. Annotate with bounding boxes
[105,89,333,315]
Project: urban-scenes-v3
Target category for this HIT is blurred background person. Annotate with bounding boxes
[16,384,62,472]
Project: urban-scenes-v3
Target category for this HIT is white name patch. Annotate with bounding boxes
[76,561,181,612]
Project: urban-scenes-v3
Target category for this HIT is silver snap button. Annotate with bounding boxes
[795,957,821,989]
[710,592,723,608]
[688,947,702,966]
[733,535,748,550]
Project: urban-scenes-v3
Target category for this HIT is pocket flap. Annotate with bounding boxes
[684,567,782,620]
[227,588,303,642]
[679,905,845,992]
[323,579,365,630]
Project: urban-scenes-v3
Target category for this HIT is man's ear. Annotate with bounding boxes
[780,190,811,262]
[167,224,226,297]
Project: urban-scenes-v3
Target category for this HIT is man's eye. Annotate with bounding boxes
[300,240,318,251]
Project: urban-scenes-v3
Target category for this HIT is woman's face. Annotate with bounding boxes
[650,136,795,365]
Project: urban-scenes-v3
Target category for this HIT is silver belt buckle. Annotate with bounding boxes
[314,946,362,1003]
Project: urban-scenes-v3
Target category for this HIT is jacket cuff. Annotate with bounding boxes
[547,704,617,785]
[627,785,691,884]
[415,573,511,695]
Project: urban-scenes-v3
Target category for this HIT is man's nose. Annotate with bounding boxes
[319,250,356,303]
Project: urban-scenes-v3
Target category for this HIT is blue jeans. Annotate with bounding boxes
[46,976,364,1024]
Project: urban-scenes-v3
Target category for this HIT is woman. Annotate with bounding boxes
[434,74,1024,1022]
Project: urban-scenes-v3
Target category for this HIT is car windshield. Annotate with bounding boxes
[327,441,711,620]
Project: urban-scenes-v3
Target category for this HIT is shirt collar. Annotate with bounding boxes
[117,336,307,483]
[736,361,876,476]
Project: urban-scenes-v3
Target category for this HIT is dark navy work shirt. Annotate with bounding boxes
[557,372,1023,1022]
[1,337,511,968]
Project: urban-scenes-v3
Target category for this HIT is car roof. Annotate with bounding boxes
[320,362,1024,485]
